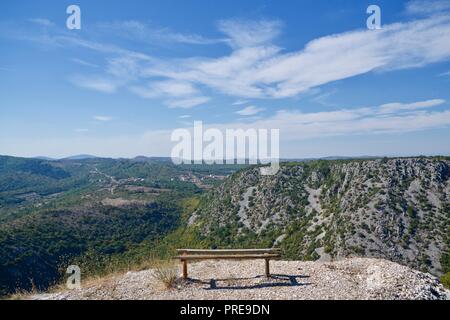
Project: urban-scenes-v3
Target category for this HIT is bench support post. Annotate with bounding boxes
[265,259,270,278]
[182,260,188,279]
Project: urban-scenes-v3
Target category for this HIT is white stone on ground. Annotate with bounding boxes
[31,258,449,300]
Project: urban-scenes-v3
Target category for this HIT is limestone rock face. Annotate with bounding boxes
[192,158,450,276]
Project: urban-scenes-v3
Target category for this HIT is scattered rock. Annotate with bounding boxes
[31,258,449,300]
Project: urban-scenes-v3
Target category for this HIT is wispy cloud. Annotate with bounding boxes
[136,15,450,99]
[235,105,264,116]
[70,75,119,93]
[97,20,226,45]
[438,70,450,76]
[405,0,450,15]
[130,80,209,108]
[93,116,114,122]
[378,99,445,114]
[71,58,99,68]
[5,98,449,159]
[207,98,450,140]
[8,14,450,106]
[143,98,449,143]
[28,18,54,27]
[130,80,198,98]
[217,19,282,48]
[232,100,249,106]
[166,96,210,109]
[310,89,339,107]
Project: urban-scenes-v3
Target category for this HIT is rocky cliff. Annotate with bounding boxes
[189,158,450,275]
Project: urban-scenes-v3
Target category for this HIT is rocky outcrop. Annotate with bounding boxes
[191,158,450,276]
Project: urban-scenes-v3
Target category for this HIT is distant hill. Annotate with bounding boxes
[132,156,173,163]
[33,156,56,161]
[61,154,99,160]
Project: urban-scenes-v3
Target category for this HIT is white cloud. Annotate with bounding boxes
[12,14,450,104]
[142,46,281,98]
[138,99,450,152]
[378,99,446,114]
[204,99,450,141]
[235,105,264,116]
[70,75,118,93]
[310,89,339,107]
[56,35,145,56]
[93,116,114,121]
[29,18,54,27]
[98,20,226,45]
[130,80,209,108]
[71,58,99,68]
[166,96,210,109]
[131,80,198,98]
[247,17,450,98]
[136,15,450,100]
[217,19,283,48]
[405,0,450,15]
[179,115,191,119]
[232,100,249,106]
[4,99,449,159]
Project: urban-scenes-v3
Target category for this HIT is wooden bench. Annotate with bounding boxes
[174,248,282,279]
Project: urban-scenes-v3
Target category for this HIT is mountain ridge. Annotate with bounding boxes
[186,157,450,276]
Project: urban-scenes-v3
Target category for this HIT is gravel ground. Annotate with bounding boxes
[31,258,449,300]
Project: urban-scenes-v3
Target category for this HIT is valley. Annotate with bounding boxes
[0,155,449,297]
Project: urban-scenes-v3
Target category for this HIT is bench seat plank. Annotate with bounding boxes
[174,254,281,260]
[176,248,281,255]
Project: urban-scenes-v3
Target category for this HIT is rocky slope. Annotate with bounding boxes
[31,258,449,300]
[189,158,450,276]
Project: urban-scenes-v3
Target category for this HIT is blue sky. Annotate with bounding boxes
[1,0,450,158]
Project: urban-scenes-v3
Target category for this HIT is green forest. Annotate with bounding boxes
[0,155,244,296]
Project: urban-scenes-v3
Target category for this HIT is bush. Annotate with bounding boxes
[152,262,179,289]
[440,272,450,289]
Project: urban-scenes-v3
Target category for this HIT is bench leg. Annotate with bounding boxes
[265,259,270,278]
[182,260,188,279]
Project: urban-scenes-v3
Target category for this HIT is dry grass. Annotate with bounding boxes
[6,290,35,300]
[5,279,39,300]
[152,260,179,289]
[3,255,178,299]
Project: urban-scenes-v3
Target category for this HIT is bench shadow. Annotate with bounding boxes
[189,274,311,290]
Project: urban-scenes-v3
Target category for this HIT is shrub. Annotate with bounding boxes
[152,262,179,289]
[440,272,450,289]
